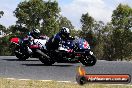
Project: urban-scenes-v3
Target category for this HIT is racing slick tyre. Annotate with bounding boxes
[80,55,97,66]
[14,46,29,61]
[39,55,55,66]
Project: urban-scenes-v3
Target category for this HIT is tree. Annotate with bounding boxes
[58,15,74,29]
[14,0,60,37]
[80,13,95,35]
[80,13,96,48]
[14,0,45,31]
[102,23,115,61]
[92,21,106,59]
[41,1,60,37]
[8,25,28,38]
[0,24,6,33]
[0,11,4,18]
[70,29,81,37]
[112,4,132,30]
[111,29,131,60]
[0,11,6,34]
[111,4,132,60]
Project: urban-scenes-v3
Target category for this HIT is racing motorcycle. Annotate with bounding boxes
[10,36,48,61]
[39,37,97,66]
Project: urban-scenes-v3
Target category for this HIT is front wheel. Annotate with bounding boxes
[39,55,55,66]
[14,46,29,61]
[80,55,97,66]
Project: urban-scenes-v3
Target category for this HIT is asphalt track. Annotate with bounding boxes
[0,56,132,82]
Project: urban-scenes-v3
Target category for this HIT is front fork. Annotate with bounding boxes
[18,45,32,55]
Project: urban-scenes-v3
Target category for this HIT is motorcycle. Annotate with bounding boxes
[39,37,97,66]
[10,36,48,61]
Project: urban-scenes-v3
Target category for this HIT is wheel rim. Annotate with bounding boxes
[85,55,94,64]
[81,55,96,65]
[15,48,28,59]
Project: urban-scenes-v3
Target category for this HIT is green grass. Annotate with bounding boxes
[0,78,132,88]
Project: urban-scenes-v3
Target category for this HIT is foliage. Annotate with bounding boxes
[0,11,4,18]
[102,23,114,60]
[80,4,132,60]
[111,4,132,60]
[41,1,60,37]
[80,13,97,48]
[14,0,60,37]
[0,36,12,55]
[0,24,6,33]
[70,29,81,37]
[58,15,74,29]
[112,4,132,30]
[111,29,132,60]
[14,0,45,30]
[8,25,28,36]
[92,21,105,59]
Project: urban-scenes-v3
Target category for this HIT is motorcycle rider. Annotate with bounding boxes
[26,28,49,40]
[27,28,40,39]
[23,28,41,53]
[46,27,74,51]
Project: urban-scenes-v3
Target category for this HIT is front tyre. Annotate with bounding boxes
[80,55,97,66]
[14,46,29,61]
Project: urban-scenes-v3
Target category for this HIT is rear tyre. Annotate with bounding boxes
[14,46,29,61]
[39,55,55,66]
[80,55,96,66]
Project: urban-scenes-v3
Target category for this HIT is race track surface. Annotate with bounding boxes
[0,56,132,82]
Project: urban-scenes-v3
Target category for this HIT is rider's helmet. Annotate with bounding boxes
[60,27,70,39]
[31,28,40,38]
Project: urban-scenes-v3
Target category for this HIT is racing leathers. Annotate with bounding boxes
[23,32,37,45]
[46,32,74,52]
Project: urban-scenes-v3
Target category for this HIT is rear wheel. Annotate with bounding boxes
[14,46,29,61]
[80,55,96,66]
[39,55,55,66]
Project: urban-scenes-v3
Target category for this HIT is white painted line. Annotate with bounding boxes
[107,84,132,86]
[18,79,31,81]
[39,80,53,82]
[3,77,132,86]
[57,81,71,83]
[4,77,73,83]
[6,78,16,80]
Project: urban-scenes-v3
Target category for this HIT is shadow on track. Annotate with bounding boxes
[2,59,39,61]
[21,64,74,67]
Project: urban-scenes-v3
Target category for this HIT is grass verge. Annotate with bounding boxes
[0,78,132,88]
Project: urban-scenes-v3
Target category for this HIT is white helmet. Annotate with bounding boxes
[32,28,40,38]
[60,27,70,37]
[33,29,40,34]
